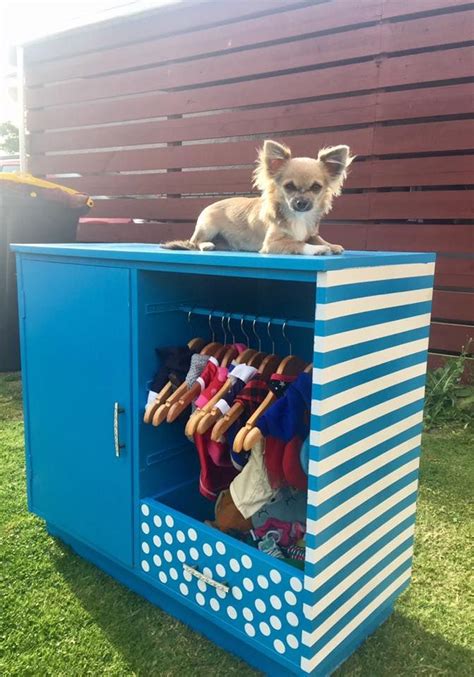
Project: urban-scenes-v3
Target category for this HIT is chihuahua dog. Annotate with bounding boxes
[161,140,353,255]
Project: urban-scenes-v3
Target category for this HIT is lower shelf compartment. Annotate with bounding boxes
[139,495,305,668]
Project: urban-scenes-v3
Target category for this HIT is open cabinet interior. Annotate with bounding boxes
[137,269,316,563]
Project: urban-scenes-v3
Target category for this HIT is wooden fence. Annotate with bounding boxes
[23,0,474,362]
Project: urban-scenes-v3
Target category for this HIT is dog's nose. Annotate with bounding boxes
[292,197,312,212]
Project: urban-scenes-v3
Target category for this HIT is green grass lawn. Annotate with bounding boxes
[1,372,473,676]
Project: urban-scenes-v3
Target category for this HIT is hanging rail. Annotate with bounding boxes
[179,305,313,330]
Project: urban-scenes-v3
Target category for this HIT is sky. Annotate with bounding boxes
[0,0,176,124]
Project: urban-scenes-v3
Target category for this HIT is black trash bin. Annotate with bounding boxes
[0,173,92,372]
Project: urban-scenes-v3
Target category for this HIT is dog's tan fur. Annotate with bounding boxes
[162,140,353,255]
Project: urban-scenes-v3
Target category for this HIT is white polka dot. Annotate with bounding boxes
[274,639,286,655]
[270,569,282,584]
[290,576,303,592]
[216,563,226,578]
[216,587,227,599]
[285,590,297,606]
[176,530,185,543]
[183,569,192,582]
[243,607,254,622]
[141,542,150,554]
[255,599,266,614]
[257,575,269,589]
[210,598,220,612]
[287,611,299,627]
[227,605,237,620]
[165,514,174,528]
[177,550,186,563]
[141,522,150,534]
[153,535,161,547]
[243,577,254,592]
[203,543,213,557]
[159,571,167,584]
[153,554,162,567]
[259,622,271,636]
[232,586,243,601]
[179,583,189,596]
[164,532,173,545]
[270,615,282,630]
[188,528,197,541]
[203,566,213,578]
[190,547,199,560]
[141,504,150,516]
[270,595,282,610]
[164,550,173,563]
[229,558,240,573]
[153,515,162,527]
[169,567,178,580]
[287,634,299,649]
[198,579,207,592]
[216,541,226,555]
[244,623,256,637]
[241,554,252,569]
[141,560,150,572]
[195,592,205,606]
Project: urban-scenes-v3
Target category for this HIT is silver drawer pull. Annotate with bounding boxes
[183,563,229,594]
[113,402,125,457]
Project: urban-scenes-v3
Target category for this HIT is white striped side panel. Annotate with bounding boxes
[317,262,435,287]
[304,523,415,620]
[310,409,424,477]
[304,503,417,593]
[313,336,429,385]
[306,480,418,564]
[316,287,433,321]
[300,569,412,673]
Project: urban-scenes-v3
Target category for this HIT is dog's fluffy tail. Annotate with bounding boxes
[160,239,197,250]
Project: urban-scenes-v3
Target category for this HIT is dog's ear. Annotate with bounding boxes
[263,140,291,174]
[318,145,353,178]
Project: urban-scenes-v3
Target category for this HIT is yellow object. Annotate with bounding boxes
[0,172,94,209]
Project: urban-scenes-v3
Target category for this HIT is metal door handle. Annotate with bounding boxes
[183,563,229,594]
[113,402,125,457]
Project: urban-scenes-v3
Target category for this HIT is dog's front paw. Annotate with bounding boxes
[329,243,344,254]
[303,244,332,256]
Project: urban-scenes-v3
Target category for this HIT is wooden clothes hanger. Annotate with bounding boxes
[241,361,313,451]
[143,336,207,424]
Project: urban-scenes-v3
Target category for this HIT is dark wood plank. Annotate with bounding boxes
[429,321,474,352]
[379,46,473,88]
[381,8,474,53]
[24,0,306,63]
[432,290,474,322]
[382,0,473,18]
[428,255,474,288]
[374,119,474,155]
[27,79,473,134]
[26,1,382,86]
[365,223,474,255]
[77,219,195,243]
[369,190,474,220]
[27,128,375,176]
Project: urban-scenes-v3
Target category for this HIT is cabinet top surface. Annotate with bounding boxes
[12,243,435,271]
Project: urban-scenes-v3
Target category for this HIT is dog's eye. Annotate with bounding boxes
[310,182,322,192]
[284,181,297,192]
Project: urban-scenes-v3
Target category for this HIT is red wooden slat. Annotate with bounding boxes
[87,193,370,221]
[365,223,474,255]
[24,0,306,63]
[381,8,474,52]
[374,119,474,154]
[382,0,473,18]
[369,190,474,220]
[28,128,374,176]
[28,96,377,154]
[432,290,474,322]
[426,256,474,288]
[427,353,474,380]
[77,220,195,243]
[26,1,382,86]
[367,156,474,187]
[27,79,473,134]
[379,46,473,88]
[429,322,473,352]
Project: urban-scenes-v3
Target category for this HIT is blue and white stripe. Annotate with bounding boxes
[301,260,434,674]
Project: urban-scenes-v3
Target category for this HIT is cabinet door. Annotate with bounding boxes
[20,259,133,566]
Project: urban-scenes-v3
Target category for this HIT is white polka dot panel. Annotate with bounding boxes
[139,501,304,666]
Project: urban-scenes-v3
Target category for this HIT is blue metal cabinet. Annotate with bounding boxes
[18,258,133,566]
[12,244,436,676]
